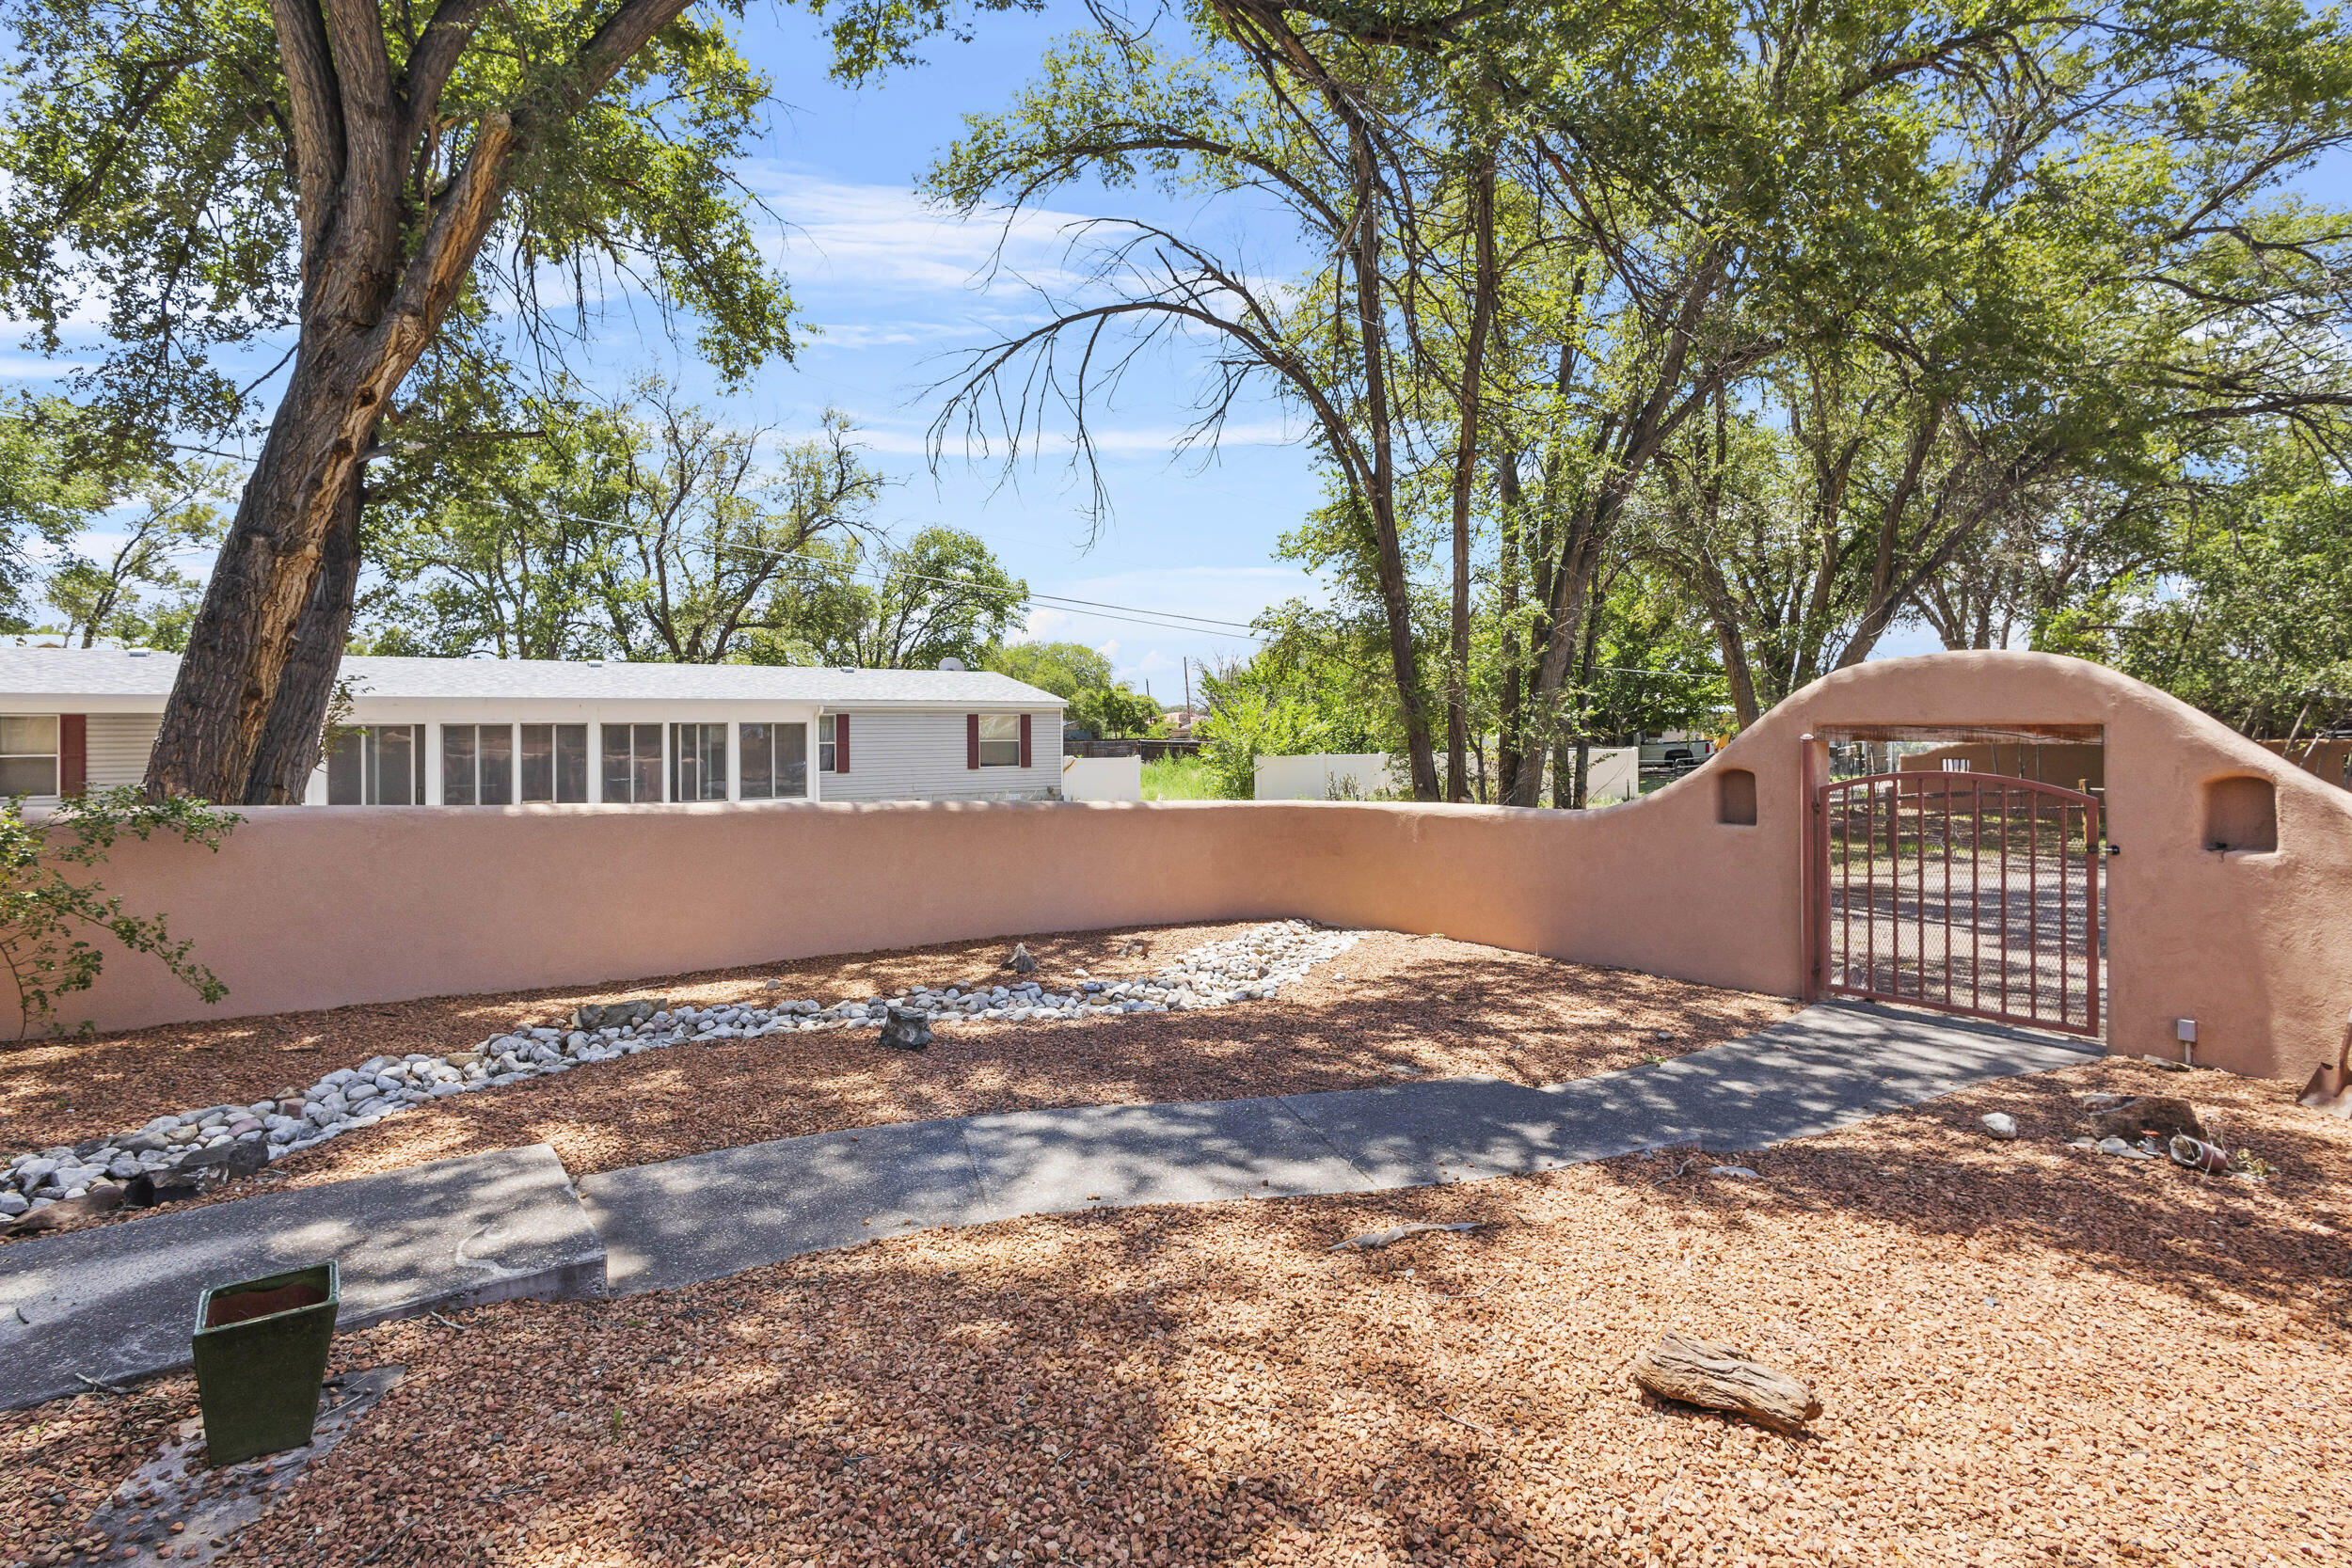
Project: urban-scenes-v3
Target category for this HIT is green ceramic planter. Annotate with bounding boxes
[191,1260,339,1466]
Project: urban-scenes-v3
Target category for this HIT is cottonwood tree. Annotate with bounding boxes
[772,527,1025,670]
[582,384,886,663]
[926,20,1456,797]
[0,404,108,629]
[0,0,1009,803]
[42,464,235,650]
[357,372,625,660]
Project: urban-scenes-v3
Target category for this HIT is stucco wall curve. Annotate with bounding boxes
[53,652,2352,1080]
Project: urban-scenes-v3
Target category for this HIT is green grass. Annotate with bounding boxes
[1142,755,1226,800]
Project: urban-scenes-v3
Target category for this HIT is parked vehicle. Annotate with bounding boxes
[1638,736,1713,775]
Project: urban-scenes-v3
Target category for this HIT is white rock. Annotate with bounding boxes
[1981,1112,2019,1140]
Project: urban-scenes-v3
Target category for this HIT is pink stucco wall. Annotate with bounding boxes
[58,654,2352,1080]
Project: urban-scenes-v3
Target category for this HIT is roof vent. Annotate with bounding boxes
[938,657,966,672]
[587,658,605,668]
[126,648,151,657]
[838,664,856,673]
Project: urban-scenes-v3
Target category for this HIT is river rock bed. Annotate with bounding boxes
[0,921,1362,1218]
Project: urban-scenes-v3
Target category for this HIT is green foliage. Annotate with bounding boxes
[0,399,112,629]
[1078,683,1162,739]
[0,786,237,1037]
[981,641,1157,736]
[982,641,1111,699]
[40,461,231,650]
[1195,652,1379,800]
[359,374,890,664]
[925,0,2352,799]
[0,0,797,457]
[756,525,1024,670]
[2104,443,2352,736]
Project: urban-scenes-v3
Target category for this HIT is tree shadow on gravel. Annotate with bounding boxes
[216,1197,1635,1568]
[1576,1053,2352,1335]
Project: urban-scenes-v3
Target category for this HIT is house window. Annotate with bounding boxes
[601,724,664,803]
[671,722,728,801]
[441,724,515,806]
[519,724,589,803]
[0,717,59,797]
[977,713,1021,767]
[818,714,838,773]
[740,722,809,799]
[326,725,424,805]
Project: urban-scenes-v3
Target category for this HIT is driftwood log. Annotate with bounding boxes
[1632,1332,1821,1434]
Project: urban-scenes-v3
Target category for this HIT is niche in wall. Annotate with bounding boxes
[2203,774,2278,853]
[1718,767,1758,827]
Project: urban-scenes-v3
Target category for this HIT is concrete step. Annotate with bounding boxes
[0,1145,602,1410]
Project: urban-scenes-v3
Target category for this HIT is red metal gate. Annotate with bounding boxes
[1809,771,2102,1037]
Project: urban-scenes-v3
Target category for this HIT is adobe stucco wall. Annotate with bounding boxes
[59,654,2352,1081]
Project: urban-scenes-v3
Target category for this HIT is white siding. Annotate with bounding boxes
[87,712,163,789]
[824,710,1065,802]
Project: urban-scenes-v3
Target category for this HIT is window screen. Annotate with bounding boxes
[671,723,728,801]
[0,716,59,797]
[519,724,589,803]
[818,714,837,773]
[600,723,663,803]
[326,726,424,805]
[977,713,1021,768]
[441,725,516,805]
[741,722,809,800]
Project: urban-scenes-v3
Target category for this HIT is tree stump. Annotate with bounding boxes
[1632,1332,1821,1434]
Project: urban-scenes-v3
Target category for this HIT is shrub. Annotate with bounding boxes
[1197,689,1336,799]
[0,786,240,1038]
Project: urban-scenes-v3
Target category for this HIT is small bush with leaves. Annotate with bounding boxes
[0,786,239,1039]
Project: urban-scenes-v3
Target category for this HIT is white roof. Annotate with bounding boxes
[0,647,1065,709]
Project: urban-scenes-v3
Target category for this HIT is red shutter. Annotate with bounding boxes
[59,714,87,796]
[834,712,850,773]
[1019,713,1032,769]
[966,713,980,769]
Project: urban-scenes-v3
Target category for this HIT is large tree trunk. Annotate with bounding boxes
[1507,513,1606,806]
[1443,160,1497,803]
[147,340,392,801]
[1495,444,1524,801]
[141,0,689,802]
[243,475,364,803]
[1343,127,1439,802]
[1570,586,1602,809]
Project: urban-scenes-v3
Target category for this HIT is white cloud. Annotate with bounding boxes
[0,355,91,378]
[751,168,1092,297]
[1018,607,1072,641]
[838,416,1303,460]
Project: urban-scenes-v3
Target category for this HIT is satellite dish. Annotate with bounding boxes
[938,657,966,672]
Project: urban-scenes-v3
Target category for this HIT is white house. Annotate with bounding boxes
[0,648,1067,807]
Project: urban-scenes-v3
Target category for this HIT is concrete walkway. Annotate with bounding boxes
[1,1003,2091,1407]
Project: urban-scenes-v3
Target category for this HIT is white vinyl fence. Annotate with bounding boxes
[1252,752,1403,800]
[1061,753,1143,801]
[1252,747,1640,804]
[1581,746,1641,805]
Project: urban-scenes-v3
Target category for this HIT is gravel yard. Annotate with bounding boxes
[8,1053,2346,1567]
[0,924,1794,1210]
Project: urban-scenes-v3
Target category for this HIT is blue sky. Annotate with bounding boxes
[21,2,2352,684]
[594,3,1325,698]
